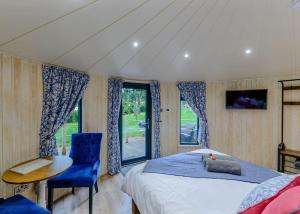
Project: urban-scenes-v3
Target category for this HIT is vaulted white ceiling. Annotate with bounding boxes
[0,0,300,81]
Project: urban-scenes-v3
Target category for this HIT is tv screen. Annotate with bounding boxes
[226,89,267,110]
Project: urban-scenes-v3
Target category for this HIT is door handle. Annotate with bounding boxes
[146,118,150,129]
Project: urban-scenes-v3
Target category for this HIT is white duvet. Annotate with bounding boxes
[122,149,258,214]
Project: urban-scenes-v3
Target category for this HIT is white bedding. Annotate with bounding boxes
[122,149,258,214]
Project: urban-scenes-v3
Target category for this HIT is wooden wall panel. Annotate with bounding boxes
[0,53,3,198]
[83,74,108,175]
[159,82,201,156]
[160,82,179,156]
[0,53,43,199]
[159,78,297,170]
[207,79,281,169]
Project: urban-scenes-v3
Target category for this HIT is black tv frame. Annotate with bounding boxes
[225,89,268,110]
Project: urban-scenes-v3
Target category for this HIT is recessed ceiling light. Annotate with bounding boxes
[245,49,252,55]
[133,41,139,48]
[184,53,190,58]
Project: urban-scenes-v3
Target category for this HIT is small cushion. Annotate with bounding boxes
[0,195,50,214]
[238,175,300,214]
[47,164,97,188]
[262,186,300,214]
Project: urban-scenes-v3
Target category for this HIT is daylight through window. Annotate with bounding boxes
[180,96,200,145]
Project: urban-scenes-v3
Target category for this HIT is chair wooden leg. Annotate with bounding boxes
[94,181,99,193]
[72,187,75,194]
[47,188,53,211]
[89,186,93,214]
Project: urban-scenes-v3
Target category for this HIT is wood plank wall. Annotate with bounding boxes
[207,79,281,169]
[160,82,179,156]
[83,74,108,175]
[159,78,300,170]
[0,53,43,199]
[159,82,203,156]
[0,53,3,198]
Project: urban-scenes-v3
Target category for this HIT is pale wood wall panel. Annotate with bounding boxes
[165,83,180,154]
[0,54,3,198]
[2,54,15,197]
[160,82,201,156]
[160,78,292,170]
[0,54,42,199]
[207,79,281,169]
[83,74,108,175]
[160,82,181,156]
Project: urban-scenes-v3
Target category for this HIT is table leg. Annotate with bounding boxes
[37,181,46,208]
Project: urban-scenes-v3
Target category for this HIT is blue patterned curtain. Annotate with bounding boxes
[39,65,89,157]
[107,78,123,175]
[150,81,161,159]
[177,82,209,148]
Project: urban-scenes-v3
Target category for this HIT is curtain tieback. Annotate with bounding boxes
[42,134,55,143]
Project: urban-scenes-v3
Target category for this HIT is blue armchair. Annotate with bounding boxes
[47,133,102,214]
[0,194,50,214]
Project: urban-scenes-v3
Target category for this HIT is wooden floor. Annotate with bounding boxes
[53,174,132,214]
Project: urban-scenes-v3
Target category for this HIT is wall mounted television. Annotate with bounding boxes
[226,89,268,110]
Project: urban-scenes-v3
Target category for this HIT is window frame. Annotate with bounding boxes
[179,95,200,146]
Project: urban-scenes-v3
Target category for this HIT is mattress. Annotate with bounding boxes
[122,149,258,214]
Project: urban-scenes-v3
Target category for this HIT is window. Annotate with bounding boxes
[180,96,200,145]
[55,100,82,154]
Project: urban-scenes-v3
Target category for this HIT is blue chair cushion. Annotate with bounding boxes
[47,162,99,188]
[0,195,50,214]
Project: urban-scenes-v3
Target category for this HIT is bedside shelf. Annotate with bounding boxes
[280,149,300,158]
[283,86,300,90]
[283,101,300,106]
[278,148,300,174]
[278,79,300,173]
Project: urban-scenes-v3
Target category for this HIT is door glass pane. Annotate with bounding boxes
[121,87,147,161]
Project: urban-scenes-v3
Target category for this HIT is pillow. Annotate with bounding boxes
[237,175,300,214]
[262,186,300,214]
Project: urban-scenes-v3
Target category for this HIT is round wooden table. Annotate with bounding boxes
[2,156,73,208]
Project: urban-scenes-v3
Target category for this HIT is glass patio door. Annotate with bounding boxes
[119,82,152,165]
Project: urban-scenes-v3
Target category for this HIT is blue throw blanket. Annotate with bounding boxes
[143,153,281,184]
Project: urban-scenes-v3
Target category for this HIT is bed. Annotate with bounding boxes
[122,149,270,214]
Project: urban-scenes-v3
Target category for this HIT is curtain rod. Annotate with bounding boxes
[44,63,88,75]
[123,78,153,83]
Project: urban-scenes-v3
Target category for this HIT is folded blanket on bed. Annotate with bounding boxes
[143,152,281,183]
[201,153,233,162]
[205,158,241,176]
